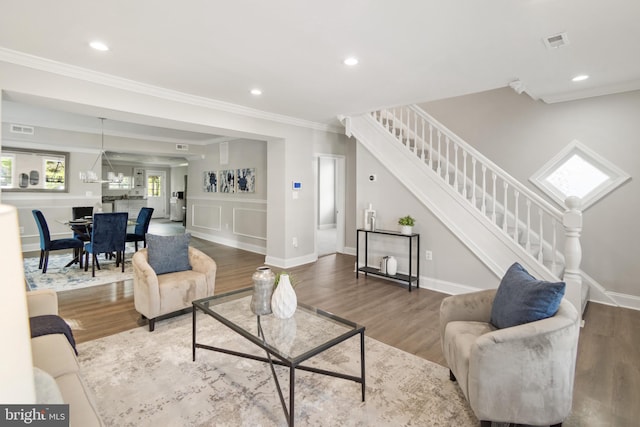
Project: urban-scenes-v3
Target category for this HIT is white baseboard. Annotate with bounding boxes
[342,246,356,256]
[605,291,640,311]
[265,253,317,269]
[187,230,266,255]
[419,275,483,295]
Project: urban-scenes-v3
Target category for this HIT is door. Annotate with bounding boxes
[146,170,167,218]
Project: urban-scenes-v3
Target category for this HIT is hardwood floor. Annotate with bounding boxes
[27,237,639,426]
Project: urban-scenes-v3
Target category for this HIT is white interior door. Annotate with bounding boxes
[146,170,167,218]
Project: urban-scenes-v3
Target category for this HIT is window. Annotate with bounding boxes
[0,147,69,192]
[147,175,162,197]
[44,157,66,190]
[108,176,133,190]
[1,154,15,188]
[530,140,630,210]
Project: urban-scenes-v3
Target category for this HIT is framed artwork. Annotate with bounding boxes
[203,171,217,192]
[219,169,235,193]
[236,168,255,193]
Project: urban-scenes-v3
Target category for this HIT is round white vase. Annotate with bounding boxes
[271,274,297,319]
[400,225,413,235]
[386,256,398,276]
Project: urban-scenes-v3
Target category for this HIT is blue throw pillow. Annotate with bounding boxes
[490,262,566,329]
[146,233,192,275]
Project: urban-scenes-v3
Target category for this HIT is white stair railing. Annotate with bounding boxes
[370,106,584,294]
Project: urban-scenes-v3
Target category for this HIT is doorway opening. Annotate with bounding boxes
[316,155,345,257]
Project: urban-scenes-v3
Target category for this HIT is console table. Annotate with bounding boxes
[356,228,420,292]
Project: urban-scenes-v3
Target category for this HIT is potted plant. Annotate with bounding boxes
[398,215,415,235]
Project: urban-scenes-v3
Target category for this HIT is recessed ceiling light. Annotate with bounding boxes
[250,88,262,96]
[572,74,589,82]
[343,57,359,66]
[89,41,109,51]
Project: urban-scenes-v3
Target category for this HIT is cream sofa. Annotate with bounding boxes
[27,289,103,427]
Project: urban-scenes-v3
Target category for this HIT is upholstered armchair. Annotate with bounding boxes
[440,289,580,427]
[132,245,216,331]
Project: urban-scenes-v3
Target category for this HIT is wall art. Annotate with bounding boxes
[236,168,255,192]
[203,170,217,192]
[219,169,235,193]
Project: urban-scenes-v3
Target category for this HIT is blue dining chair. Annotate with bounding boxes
[71,206,93,243]
[84,212,128,277]
[126,207,154,251]
[32,210,85,273]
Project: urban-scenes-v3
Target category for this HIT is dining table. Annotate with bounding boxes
[57,216,137,268]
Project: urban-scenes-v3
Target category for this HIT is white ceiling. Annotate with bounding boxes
[1,0,639,134]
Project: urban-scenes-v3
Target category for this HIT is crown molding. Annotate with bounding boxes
[0,47,342,134]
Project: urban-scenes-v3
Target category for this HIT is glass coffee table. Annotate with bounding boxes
[192,288,366,427]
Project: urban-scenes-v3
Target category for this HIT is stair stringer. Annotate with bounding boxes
[347,114,563,287]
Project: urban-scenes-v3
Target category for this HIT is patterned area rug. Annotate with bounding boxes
[24,248,135,292]
[77,311,478,426]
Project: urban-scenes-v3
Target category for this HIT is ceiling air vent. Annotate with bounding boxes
[175,143,189,151]
[543,32,569,49]
[10,124,35,135]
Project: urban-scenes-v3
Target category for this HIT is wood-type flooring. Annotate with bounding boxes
[24,236,640,426]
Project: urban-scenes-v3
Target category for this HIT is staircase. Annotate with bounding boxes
[342,105,589,314]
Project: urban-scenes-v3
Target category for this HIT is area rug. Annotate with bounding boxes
[24,248,135,292]
[77,310,478,426]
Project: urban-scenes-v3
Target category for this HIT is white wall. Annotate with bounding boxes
[0,59,352,266]
[187,139,268,253]
[420,88,640,300]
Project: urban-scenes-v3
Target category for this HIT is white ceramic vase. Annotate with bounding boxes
[400,225,413,235]
[386,256,398,276]
[271,273,297,319]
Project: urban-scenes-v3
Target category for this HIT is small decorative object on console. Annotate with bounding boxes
[398,215,415,235]
[386,256,398,276]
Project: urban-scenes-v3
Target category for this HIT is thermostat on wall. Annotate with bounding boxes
[292,181,302,190]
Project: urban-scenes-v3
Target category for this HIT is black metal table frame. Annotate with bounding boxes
[192,289,366,427]
[356,228,420,291]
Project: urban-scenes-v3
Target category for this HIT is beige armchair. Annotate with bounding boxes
[132,247,217,331]
[440,289,580,427]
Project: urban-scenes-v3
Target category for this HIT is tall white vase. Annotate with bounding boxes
[386,256,398,276]
[271,274,297,319]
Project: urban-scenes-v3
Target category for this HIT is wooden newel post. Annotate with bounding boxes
[562,196,583,315]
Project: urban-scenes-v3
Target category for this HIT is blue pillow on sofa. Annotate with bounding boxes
[146,233,192,275]
[490,262,566,329]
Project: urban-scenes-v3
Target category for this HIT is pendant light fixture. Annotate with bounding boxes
[79,118,124,184]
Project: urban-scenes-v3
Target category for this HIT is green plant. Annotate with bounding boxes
[398,215,415,226]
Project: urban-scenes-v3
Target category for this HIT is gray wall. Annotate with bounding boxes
[356,141,497,290]
[419,88,640,299]
[187,139,267,253]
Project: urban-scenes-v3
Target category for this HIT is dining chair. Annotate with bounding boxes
[32,210,85,273]
[126,207,154,251]
[84,212,128,277]
[71,206,93,243]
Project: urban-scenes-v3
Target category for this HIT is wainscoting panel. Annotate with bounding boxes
[192,204,222,231]
[233,208,267,240]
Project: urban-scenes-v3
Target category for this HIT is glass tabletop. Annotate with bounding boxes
[193,288,364,363]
